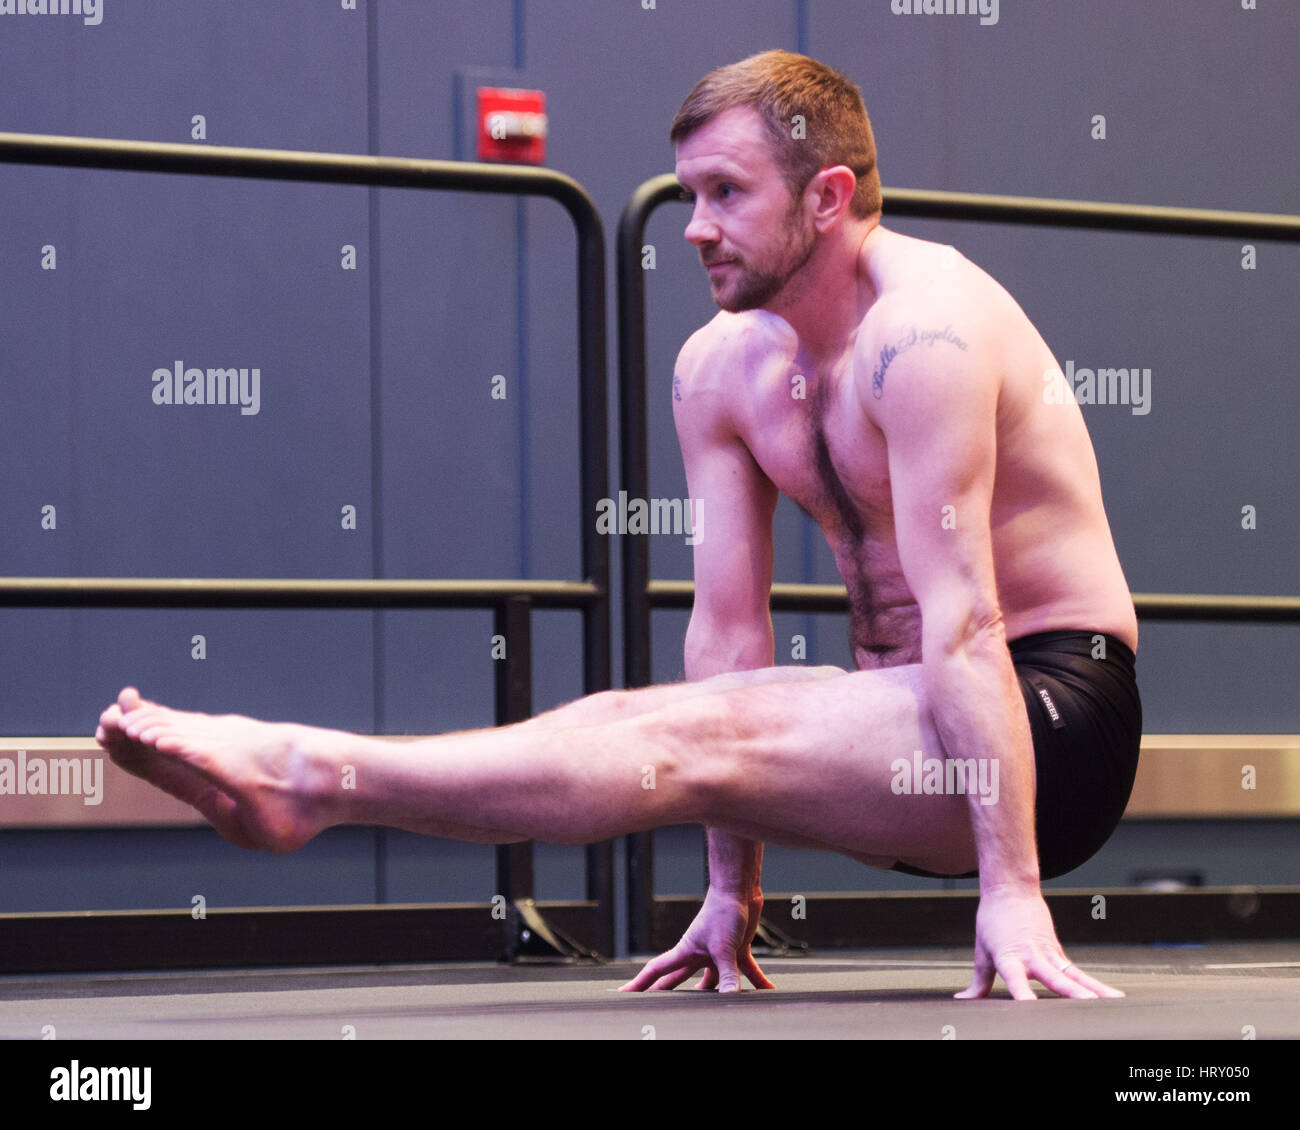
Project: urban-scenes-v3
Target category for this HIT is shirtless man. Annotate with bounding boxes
[95,50,1141,1001]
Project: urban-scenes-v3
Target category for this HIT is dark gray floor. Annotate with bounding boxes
[2,942,1298,1039]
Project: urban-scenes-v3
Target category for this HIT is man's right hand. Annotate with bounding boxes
[618,887,775,993]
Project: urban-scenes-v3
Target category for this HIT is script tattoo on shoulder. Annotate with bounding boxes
[673,374,683,402]
[870,324,969,399]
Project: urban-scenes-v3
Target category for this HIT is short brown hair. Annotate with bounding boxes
[670,50,882,219]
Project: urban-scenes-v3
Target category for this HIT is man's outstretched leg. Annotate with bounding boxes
[97,683,721,852]
[94,667,844,852]
[95,663,978,873]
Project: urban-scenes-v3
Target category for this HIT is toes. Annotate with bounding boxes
[96,705,135,753]
[122,707,165,740]
[139,722,184,751]
[117,687,143,712]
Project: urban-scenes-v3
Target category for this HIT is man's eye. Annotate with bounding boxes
[679,185,734,203]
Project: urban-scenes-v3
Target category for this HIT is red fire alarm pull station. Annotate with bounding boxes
[477,87,548,165]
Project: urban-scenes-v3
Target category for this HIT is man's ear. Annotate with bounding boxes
[807,165,858,231]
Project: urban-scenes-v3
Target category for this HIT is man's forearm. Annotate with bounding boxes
[707,829,763,895]
[923,638,1040,893]
[687,626,773,896]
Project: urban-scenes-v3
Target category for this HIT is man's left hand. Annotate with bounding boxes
[956,886,1125,1000]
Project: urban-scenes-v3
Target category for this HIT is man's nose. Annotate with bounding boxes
[683,203,719,246]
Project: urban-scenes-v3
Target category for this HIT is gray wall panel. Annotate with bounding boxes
[371,3,523,736]
[0,0,1294,914]
[1,3,373,743]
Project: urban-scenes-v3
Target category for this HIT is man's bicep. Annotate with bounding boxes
[682,429,778,631]
[891,431,999,646]
[867,335,1002,647]
[673,351,777,634]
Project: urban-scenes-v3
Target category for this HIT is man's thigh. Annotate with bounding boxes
[686,663,980,876]
[696,663,847,691]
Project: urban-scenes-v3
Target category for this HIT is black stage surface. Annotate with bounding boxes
[2,942,1297,1040]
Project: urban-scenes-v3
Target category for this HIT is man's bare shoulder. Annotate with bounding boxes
[855,241,1019,412]
[862,240,1010,336]
[675,309,796,402]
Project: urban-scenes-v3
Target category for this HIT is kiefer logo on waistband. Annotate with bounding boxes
[1036,685,1067,730]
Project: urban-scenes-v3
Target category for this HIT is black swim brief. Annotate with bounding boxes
[890,628,1142,882]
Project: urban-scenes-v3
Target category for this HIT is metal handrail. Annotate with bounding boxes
[0,129,610,701]
[876,186,1300,240]
[617,174,1300,952]
[0,130,614,957]
[644,582,1300,621]
[619,174,1300,679]
[0,577,602,610]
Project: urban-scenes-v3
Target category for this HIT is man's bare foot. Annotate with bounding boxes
[96,688,337,852]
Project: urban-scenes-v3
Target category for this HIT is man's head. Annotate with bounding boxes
[671,50,883,312]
